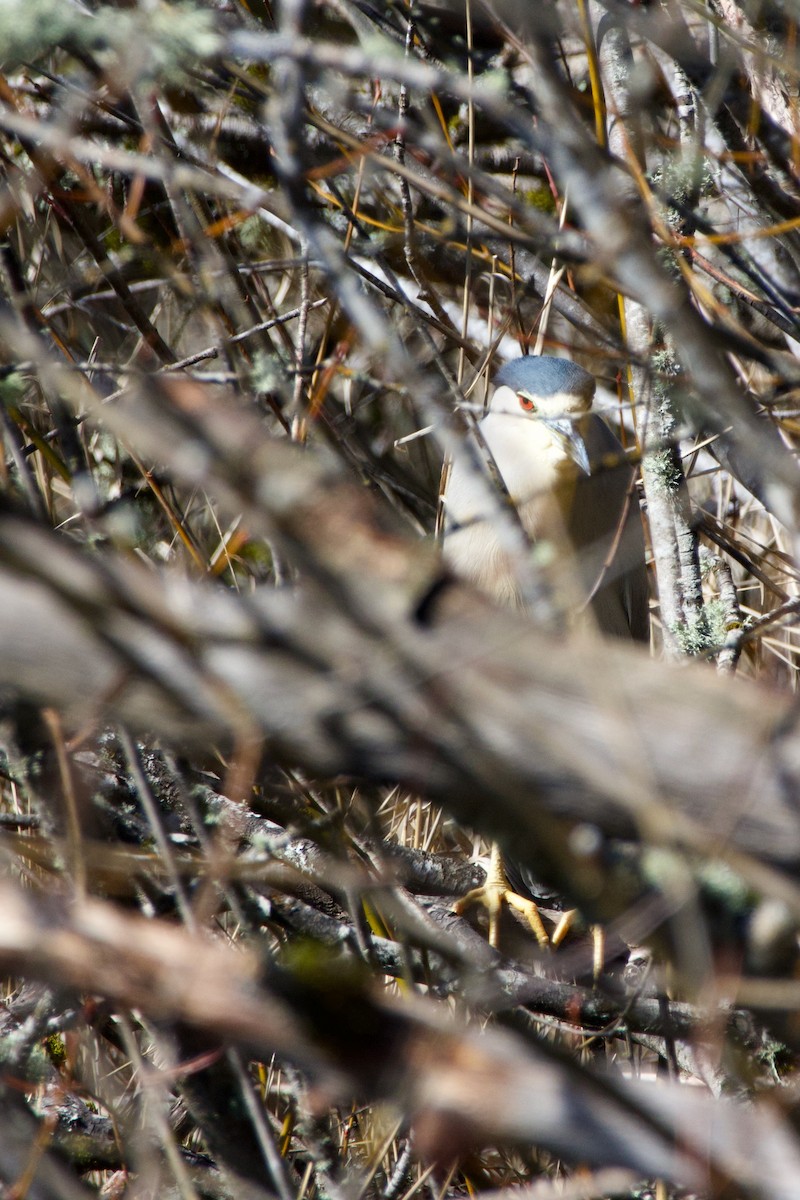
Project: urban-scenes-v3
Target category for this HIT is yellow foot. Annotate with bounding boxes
[453,845,550,949]
[551,911,605,979]
[551,908,576,948]
[503,889,550,948]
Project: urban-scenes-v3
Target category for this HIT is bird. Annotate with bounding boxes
[442,354,649,947]
[443,355,648,638]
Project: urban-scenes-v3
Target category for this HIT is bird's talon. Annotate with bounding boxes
[551,908,576,948]
[503,890,551,948]
[453,881,508,948]
[454,881,551,949]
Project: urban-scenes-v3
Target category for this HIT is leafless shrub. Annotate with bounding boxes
[2,2,800,1197]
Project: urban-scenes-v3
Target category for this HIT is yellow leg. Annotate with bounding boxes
[453,844,550,948]
[552,911,605,980]
[551,908,576,947]
[591,924,605,980]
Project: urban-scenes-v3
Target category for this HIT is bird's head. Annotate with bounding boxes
[489,355,595,476]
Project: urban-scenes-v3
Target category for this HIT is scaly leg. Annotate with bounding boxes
[454,844,550,948]
[552,910,605,979]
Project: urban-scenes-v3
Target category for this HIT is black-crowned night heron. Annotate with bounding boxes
[443,354,649,947]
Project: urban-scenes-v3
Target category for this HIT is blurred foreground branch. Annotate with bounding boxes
[0,378,800,907]
[2,875,800,1200]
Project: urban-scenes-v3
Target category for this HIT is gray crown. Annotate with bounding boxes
[494,355,595,399]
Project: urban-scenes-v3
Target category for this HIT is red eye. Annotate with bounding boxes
[518,394,536,412]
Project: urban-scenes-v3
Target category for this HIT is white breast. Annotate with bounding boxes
[442,400,648,640]
[442,403,578,608]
